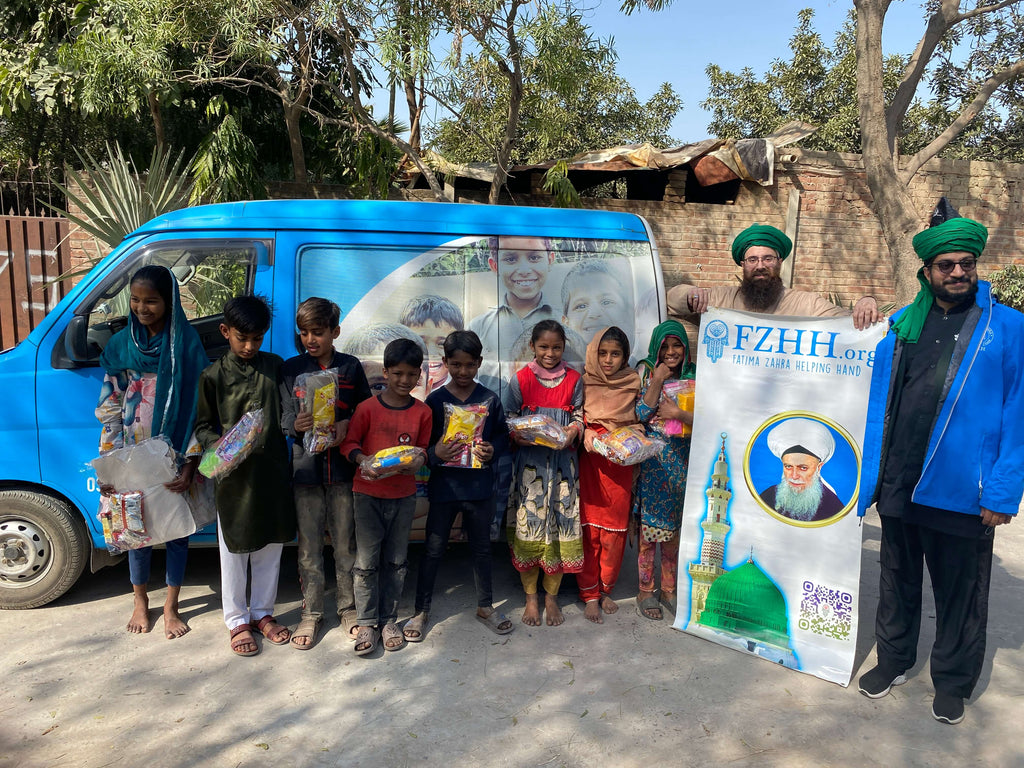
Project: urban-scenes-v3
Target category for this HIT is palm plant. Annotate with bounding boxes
[47,141,195,250]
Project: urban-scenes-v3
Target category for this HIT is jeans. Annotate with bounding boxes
[415,498,493,614]
[295,483,356,619]
[128,537,189,587]
[352,493,416,626]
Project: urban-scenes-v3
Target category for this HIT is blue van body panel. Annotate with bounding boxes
[133,200,650,241]
[0,341,42,485]
[2,200,657,557]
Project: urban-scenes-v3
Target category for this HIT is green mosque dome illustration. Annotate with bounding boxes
[698,557,792,650]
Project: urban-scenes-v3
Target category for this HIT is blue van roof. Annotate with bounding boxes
[131,199,650,241]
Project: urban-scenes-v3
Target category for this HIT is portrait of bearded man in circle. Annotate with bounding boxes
[758,417,845,523]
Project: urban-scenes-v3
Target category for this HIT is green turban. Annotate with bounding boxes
[893,217,988,343]
[911,217,988,261]
[731,224,793,265]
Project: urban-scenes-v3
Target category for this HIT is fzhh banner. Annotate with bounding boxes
[672,308,887,686]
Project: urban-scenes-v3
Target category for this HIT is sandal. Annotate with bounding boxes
[256,615,291,645]
[354,626,379,656]
[404,612,428,642]
[636,595,663,621]
[340,609,359,642]
[382,622,406,652]
[290,616,322,650]
[229,624,260,657]
[660,591,677,619]
[476,609,514,635]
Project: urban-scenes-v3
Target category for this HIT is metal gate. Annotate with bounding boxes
[0,215,72,350]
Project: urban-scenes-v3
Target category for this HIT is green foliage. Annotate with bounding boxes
[542,160,580,208]
[47,141,194,249]
[702,7,1024,162]
[989,264,1024,312]
[703,9,903,153]
[190,97,264,204]
[429,6,681,166]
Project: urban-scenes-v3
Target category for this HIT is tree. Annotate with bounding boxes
[855,0,1024,302]
[429,7,681,183]
[703,4,1024,304]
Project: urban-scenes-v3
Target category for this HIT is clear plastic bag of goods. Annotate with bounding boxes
[198,408,264,479]
[91,437,214,553]
[441,403,488,468]
[508,413,571,450]
[592,426,666,466]
[659,379,696,436]
[294,369,338,454]
[363,446,426,480]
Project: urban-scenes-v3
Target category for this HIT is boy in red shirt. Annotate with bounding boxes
[340,338,431,656]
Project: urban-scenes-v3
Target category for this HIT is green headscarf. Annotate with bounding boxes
[640,320,695,380]
[891,217,988,343]
[730,224,793,265]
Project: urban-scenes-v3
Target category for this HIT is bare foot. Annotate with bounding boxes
[127,593,152,634]
[163,607,190,639]
[584,599,603,624]
[544,594,564,626]
[522,594,542,626]
[600,595,619,615]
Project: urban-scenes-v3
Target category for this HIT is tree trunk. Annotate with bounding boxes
[855,0,924,306]
[283,102,307,184]
[148,91,166,154]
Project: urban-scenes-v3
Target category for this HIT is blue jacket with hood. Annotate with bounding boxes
[858,280,1024,519]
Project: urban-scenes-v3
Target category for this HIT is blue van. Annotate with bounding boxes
[0,199,665,608]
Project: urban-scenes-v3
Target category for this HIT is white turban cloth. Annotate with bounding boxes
[766,418,834,463]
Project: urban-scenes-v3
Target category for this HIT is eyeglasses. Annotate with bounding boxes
[927,257,978,275]
[742,255,780,266]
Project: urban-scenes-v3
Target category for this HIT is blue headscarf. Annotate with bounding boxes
[100,266,209,453]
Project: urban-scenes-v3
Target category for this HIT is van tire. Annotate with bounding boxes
[0,491,89,609]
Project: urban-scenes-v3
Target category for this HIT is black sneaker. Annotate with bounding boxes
[932,691,965,724]
[857,665,907,698]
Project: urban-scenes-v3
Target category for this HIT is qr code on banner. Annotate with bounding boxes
[798,580,853,640]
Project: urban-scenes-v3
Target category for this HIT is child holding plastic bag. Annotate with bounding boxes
[634,320,695,622]
[281,298,371,649]
[96,265,209,639]
[195,295,296,657]
[579,327,640,624]
[506,320,583,627]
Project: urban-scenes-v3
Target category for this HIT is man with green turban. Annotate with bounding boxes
[857,215,1024,726]
[668,223,881,329]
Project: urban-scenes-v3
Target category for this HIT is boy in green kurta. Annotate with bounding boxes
[195,295,296,657]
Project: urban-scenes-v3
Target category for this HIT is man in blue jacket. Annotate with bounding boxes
[857,216,1024,725]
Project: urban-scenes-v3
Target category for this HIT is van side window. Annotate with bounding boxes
[80,242,260,361]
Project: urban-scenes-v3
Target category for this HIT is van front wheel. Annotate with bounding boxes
[0,491,89,609]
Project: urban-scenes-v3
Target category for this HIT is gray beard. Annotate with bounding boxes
[774,473,824,521]
[741,274,785,311]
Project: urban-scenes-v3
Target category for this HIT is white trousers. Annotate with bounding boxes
[217,521,284,631]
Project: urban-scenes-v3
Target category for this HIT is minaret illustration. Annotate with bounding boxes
[688,433,731,624]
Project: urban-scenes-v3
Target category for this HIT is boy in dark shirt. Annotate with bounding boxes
[405,330,513,641]
[339,338,431,656]
[281,298,371,649]
[194,295,296,657]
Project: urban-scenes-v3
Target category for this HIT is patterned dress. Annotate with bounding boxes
[634,372,690,542]
[97,370,201,456]
[506,366,584,574]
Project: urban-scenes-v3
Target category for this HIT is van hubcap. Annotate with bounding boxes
[0,520,50,582]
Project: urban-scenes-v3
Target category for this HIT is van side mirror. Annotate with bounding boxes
[64,315,94,363]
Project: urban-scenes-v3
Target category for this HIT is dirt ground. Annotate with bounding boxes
[2,508,1022,768]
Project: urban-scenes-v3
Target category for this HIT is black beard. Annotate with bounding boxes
[932,277,978,306]
[740,274,785,311]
